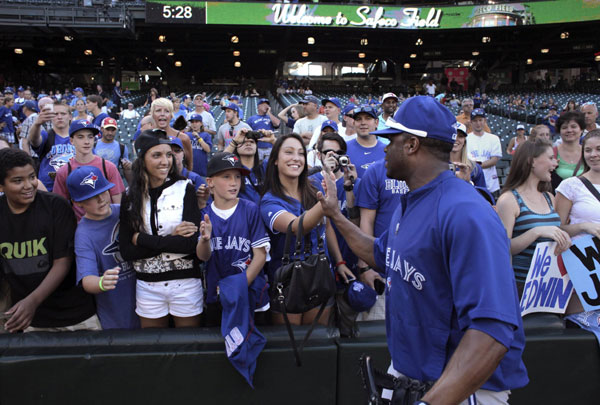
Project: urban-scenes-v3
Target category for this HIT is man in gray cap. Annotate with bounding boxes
[293,95,326,147]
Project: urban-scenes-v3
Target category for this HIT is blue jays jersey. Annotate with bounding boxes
[346,138,386,178]
[373,171,528,391]
[204,199,270,306]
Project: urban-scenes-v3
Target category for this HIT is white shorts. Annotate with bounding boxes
[136,278,204,319]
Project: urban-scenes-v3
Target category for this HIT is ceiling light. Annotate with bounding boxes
[37,60,45,66]
[472,51,480,56]
[174,61,182,67]
[84,49,93,56]
[595,55,600,62]
[482,36,491,43]
[307,37,315,45]
[526,58,533,65]
[358,53,366,59]
[463,61,470,66]
[415,38,423,46]
[234,61,241,68]
[403,63,410,69]
[410,53,417,59]
[158,35,166,43]
[233,50,240,57]
[358,63,364,68]
[14,48,23,55]
[64,36,73,41]
[301,52,309,57]
[560,32,569,39]
[231,35,239,43]
[167,52,174,56]
[360,38,368,46]
[541,48,549,53]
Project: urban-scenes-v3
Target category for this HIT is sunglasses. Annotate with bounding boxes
[352,107,378,115]
[321,149,345,156]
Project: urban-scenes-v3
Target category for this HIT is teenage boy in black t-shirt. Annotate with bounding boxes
[0,148,97,332]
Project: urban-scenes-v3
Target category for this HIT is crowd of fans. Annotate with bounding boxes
[0,83,599,349]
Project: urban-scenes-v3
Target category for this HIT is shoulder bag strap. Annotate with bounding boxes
[281,219,295,266]
[295,213,306,257]
[572,159,583,177]
[579,176,600,203]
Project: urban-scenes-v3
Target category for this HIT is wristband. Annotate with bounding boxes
[343,183,354,192]
[231,140,239,147]
[358,266,371,274]
[99,276,107,292]
[335,260,347,268]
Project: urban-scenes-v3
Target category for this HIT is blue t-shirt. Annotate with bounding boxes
[0,106,14,135]
[204,199,270,308]
[373,171,528,391]
[182,168,205,190]
[239,163,265,206]
[69,96,86,107]
[93,112,109,128]
[75,205,139,329]
[34,130,76,191]
[247,114,277,149]
[311,172,360,270]
[186,131,212,177]
[94,141,128,168]
[355,160,408,240]
[259,191,329,281]
[346,138,386,178]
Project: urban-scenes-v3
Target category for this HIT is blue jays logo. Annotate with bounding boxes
[451,122,459,140]
[232,255,252,272]
[223,155,239,166]
[102,222,124,263]
[81,171,99,188]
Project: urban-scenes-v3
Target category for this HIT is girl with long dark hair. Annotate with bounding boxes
[496,138,571,296]
[120,129,211,328]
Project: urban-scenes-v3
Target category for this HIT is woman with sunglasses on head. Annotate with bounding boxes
[119,129,212,328]
[151,98,194,172]
[259,133,334,326]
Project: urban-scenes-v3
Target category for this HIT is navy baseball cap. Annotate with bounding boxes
[207,152,251,177]
[23,100,38,112]
[299,95,320,105]
[135,129,172,157]
[322,97,342,109]
[372,96,457,144]
[170,136,184,150]
[321,120,338,132]
[352,105,378,120]
[345,281,377,313]
[189,113,203,122]
[342,103,357,116]
[470,108,487,120]
[69,120,100,137]
[549,105,558,111]
[257,98,270,105]
[66,166,115,202]
[74,87,83,93]
[3,87,14,94]
[224,103,240,115]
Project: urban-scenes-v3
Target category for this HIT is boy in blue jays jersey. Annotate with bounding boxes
[185,113,212,178]
[202,152,270,325]
[67,166,138,329]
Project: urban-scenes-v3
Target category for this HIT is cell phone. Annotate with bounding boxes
[44,103,54,113]
[449,163,455,173]
[346,275,356,283]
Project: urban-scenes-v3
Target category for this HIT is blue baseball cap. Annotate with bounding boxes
[257,98,270,105]
[37,94,47,100]
[3,87,14,94]
[345,281,377,313]
[23,100,38,112]
[189,113,203,122]
[74,87,84,93]
[69,119,100,137]
[230,95,240,101]
[342,103,357,116]
[549,105,558,111]
[182,94,191,100]
[299,95,320,105]
[372,96,457,144]
[321,120,338,132]
[322,97,342,109]
[224,103,240,115]
[66,166,115,202]
[17,86,24,92]
[470,108,487,120]
[170,136,184,150]
[352,105,378,120]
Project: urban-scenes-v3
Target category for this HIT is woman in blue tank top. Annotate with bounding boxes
[496,138,572,298]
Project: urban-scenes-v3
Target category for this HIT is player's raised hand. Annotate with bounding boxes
[317,165,340,218]
[199,214,212,241]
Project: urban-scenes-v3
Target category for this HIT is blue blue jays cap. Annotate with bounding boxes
[170,136,184,150]
[345,281,377,313]
[299,95,320,105]
[257,98,270,105]
[342,103,356,116]
[224,103,240,115]
[182,94,191,100]
[188,113,203,122]
[69,119,100,137]
[66,166,115,202]
[3,87,14,94]
[207,152,250,177]
[372,96,458,144]
[74,87,84,93]
[17,86,24,92]
[352,105,378,120]
[229,95,240,101]
[470,108,487,120]
[322,97,342,109]
[23,100,38,112]
[321,120,338,132]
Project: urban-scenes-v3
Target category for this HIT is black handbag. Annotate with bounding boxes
[271,213,335,366]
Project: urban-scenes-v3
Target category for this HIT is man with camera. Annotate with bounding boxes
[247,98,281,162]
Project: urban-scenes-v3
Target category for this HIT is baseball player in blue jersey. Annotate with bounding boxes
[317,96,528,405]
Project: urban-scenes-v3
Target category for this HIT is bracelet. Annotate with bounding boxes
[357,266,371,274]
[231,140,239,147]
[343,183,354,192]
[98,276,107,292]
[335,260,347,268]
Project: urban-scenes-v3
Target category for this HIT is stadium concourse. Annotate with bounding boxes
[1,0,600,404]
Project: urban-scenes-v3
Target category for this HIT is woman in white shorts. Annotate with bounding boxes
[119,129,211,328]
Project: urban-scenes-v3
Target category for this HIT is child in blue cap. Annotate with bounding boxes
[67,165,139,329]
